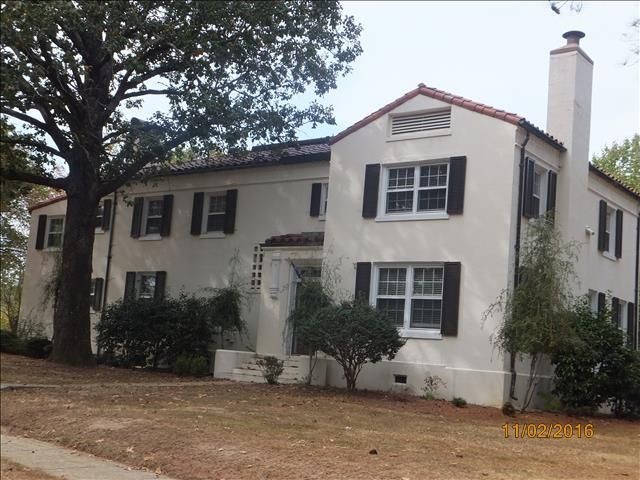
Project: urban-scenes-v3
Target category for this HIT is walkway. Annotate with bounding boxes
[1,434,178,480]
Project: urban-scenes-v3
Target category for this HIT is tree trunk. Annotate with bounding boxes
[49,187,99,366]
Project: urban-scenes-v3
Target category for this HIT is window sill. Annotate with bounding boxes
[385,130,451,143]
[43,247,62,252]
[602,251,618,262]
[399,328,443,340]
[95,228,105,235]
[200,232,226,239]
[376,212,449,222]
[139,234,162,241]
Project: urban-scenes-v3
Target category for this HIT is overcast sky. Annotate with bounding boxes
[295,1,639,157]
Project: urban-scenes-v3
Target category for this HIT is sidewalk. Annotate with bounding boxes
[1,434,177,480]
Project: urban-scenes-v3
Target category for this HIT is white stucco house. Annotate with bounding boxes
[21,31,639,408]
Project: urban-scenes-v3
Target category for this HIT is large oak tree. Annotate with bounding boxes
[0,1,361,365]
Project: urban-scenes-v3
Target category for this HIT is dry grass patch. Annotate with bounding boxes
[1,354,639,480]
[0,458,58,480]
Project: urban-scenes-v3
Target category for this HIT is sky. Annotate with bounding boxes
[292,1,639,157]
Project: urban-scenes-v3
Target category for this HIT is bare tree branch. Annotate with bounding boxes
[1,167,68,190]
[0,137,63,158]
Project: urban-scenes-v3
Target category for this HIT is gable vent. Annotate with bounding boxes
[390,109,451,136]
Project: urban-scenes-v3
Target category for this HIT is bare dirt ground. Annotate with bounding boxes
[0,457,58,480]
[1,353,639,480]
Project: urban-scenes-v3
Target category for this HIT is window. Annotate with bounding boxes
[144,198,163,235]
[383,163,448,217]
[95,204,104,229]
[137,273,157,300]
[375,265,444,331]
[604,206,615,255]
[46,216,64,248]
[319,183,329,218]
[90,279,96,302]
[205,193,226,232]
[532,170,542,215]
[250,244,264,292]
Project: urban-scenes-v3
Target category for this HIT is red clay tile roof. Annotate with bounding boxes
[263,232,324,247]
[589,163,640,201]
[329,83,565,151]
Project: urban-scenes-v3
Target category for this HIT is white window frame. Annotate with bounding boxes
[140,196,163,239]
[95,202,104,233]
[136,272,157,300]
[377,161,450,222]
[531,164,549,218]
[45,215,65,249]
[319,183,329,220]
[602,206,617,260]
[372,263,444,340]
[200,192,227,238]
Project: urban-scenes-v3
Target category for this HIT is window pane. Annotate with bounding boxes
[377,298,405,327]
[413,267,443,296]
[95,205,104,227]
[419,164,448,187]
[378,268,406,296]
[387,168,415,190]
[139,275,156,299]
[47,233,62,248]
[147,199,163,217]
[209,195,226,214]
[411,299,442,328]
[386,191,414,213]
[49,218,63,233]
[533,172,542,196]
[146,217,162,235]
[531,197,540,217]
[206,213,225,232]
[417,189,446,211]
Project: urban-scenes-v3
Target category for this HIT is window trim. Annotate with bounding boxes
[371,263,444,339]
[377,161,451,221]
[200,191,227,238]
[45,215,64,249]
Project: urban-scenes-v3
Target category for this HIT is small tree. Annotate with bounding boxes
[313,300,404,391]
[484,215,579,412]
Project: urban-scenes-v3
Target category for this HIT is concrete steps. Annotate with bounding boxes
[225,355,310,384]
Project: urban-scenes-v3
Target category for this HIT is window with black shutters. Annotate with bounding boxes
[205,193,226,232]
[382,162,449,217]
[143,197,163,235]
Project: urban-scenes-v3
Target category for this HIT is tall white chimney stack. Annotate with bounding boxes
[546,30,594,249]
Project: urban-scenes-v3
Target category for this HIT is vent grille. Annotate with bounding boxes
[391,109,451,136]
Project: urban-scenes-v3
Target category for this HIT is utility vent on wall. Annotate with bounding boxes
[390,109,451,136]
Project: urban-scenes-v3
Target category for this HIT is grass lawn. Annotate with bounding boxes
[1,353,638,480]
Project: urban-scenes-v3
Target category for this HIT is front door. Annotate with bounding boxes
[290,264,321,355]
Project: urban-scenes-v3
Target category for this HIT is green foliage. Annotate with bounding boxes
[422,375,445,400]
[312,300,405,391]
[25,337,52,359]
[552,298,640,417]
[97,289,245,369]
[0,329,51,358]
[174,354,209,377]
[484,215,579,411]
[256,356,285,385]
[592,134,640,192]
[451,397,467,408]
[0,329,24,354]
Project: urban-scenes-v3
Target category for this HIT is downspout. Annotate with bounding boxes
[509,129,530,401]
[99,192,117,345]
[635,213,639,350]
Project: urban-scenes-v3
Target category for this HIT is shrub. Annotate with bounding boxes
[309,300,405,391]
[0,329,25,355]
[451,397,467,408]
[174,354,210,377]
[502,402,516,416]
[25,337,52,359]
[256,356,284,385]
[551,298,640,417]
[422,375,445,400]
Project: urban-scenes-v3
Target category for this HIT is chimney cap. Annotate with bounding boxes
[562,30,585,45]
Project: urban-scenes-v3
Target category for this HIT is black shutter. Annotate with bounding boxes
[93,278,104,311]
[124,272,136,300]
[130,197,144,238]
[354,262,372,301]
[628,303,636,349]
[101,199,112,231]
[35,214,47,250]
[522,157,536,218]
[223,189,238,234]
[190,192,204,235]
[154,271,167,300]
[597,292,606,315]
[546,171,557,217]
[597,200,607,252]
[309,183,322,217]
[614,209,623,258]
[612,297,620,326]
[160,194,173,237]
[362,164,380,218]
[446,156,467,215]
[441,262,461,336]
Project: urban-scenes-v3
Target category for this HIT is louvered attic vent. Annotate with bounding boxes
[390,109,451,136]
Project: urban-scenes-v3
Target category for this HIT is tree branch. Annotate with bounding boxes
[0,137,64,158]
[1,167,68,190]
[121,88,176,100]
